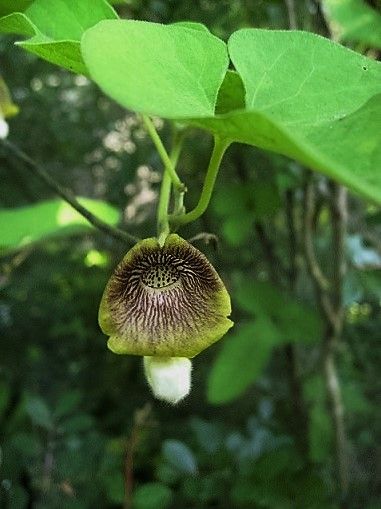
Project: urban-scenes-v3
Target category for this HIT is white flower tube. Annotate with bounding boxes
[143,356,192,404]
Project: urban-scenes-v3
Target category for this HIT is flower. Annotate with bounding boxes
[99,234,233,358]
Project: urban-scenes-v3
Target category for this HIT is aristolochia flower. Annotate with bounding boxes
[99,234,233,358]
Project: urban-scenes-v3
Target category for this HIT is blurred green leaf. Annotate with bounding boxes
[132,482,173,509]
[251,446,303,481]
[103,472,124,504]
[182,473,229,504]
[0,382,10,419]
[0,1,32,17]
[323,0,381,49]
[9,432,41,456]
[231,477,293,508]
[0,0,118,73]
[25,395,53,429]
[212,183,251,216]
[342,382,371,414]
[7,484,28,509]
[190,417,223,454]
[207,318,282,404]
[0,198,120,251]
[60,414,94,434]
[293,471,328,508]
[162,440,198,475]
[214,180,280,220]
[54,390,82,419]
[232,446,329,508]
[252,180,281,218]
[156,462,181,486]
[359,270,381,299]
[304,376,333,463]
[222,215,253,246]
[81,20,228,118]
[235,279,323,343]
[195,30,381,205]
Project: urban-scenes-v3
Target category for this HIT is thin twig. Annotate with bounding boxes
[325,181,349,501]
[303,175,330,290]
[254,221,289,284]
[285,189,309,455]
[302,173,338,328]
[285,189,298,287]
[1,139,138,246]
[123,404,153,509]
[302,173,349,505]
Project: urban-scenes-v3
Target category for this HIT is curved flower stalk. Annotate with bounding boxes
[99,234,233,402]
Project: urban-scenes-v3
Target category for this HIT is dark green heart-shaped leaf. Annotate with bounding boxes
[234,279,323,344]
[0,0,117,74]
[194,30,381,205]
[323,0,381,49]
[81,20,229,118]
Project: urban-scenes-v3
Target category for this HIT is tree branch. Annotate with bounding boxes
[123,404,153,509]
[1,139,138,246]
[285,188,309,455]
[325,181,349,503]
[254,221,289,284]
[285,189,298,287]
[302,173,338,327]
[302,173,349,505]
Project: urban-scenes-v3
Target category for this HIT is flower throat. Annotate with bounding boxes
[141,264,180,289]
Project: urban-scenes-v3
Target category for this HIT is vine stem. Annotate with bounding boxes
[170,136,230,227]
[1,139,138,246]
[141,115,185,192]
[156,129,185,243]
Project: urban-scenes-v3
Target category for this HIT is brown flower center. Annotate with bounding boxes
[141,264,180,289]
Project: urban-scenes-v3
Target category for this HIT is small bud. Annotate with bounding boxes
[143,356,192,404]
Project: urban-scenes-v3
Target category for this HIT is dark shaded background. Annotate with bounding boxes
[1,1,381,508]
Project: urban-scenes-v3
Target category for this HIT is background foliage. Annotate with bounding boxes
[0,1,380,508]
